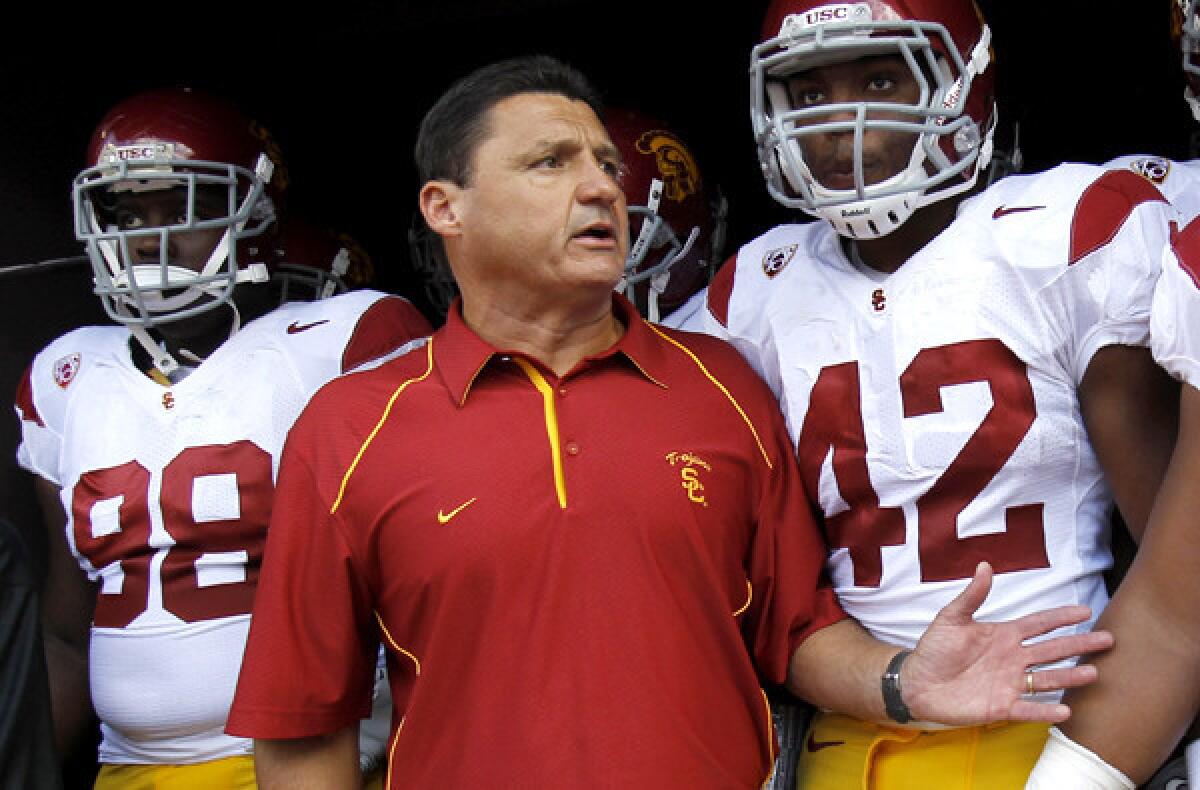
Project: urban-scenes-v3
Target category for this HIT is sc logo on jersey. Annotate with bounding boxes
[665,451,712,507]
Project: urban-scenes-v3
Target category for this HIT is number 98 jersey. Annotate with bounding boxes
[704,164,1174,654]
[14,289,430,764]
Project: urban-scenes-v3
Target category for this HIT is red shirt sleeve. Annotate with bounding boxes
[226,411,379,738]
[739,376,846,686]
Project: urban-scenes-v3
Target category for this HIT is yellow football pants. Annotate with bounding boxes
[796,711,1050,790]
[95,756,257,789]
[95,756,385,789]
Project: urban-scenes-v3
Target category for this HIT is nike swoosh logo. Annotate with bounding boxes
[992,204,1047,219]
[805,731,845,752]
[287,319,330,334]
[437,497,477,524]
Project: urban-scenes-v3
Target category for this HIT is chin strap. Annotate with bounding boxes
[645,268,674,324]
[134,300,244,379]
[131,325,180,378]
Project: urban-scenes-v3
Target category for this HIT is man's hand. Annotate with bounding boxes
[902,561,1114,726]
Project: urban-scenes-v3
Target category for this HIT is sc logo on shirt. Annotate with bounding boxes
[665,451,710,508]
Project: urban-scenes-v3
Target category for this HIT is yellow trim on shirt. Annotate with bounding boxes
[733,579,753,617]
[512,357,568,510]
[375,610,419,790]
[332,340,435,514]
[644,324,773,470]
[759,688,777,786]
[375,611,421,676]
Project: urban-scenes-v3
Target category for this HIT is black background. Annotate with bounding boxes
[0,1,1189,279]
[0,2,1190,777]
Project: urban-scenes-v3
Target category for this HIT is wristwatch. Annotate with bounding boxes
[881,649,913,724]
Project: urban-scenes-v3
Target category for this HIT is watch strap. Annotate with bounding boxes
[882,649,913,724]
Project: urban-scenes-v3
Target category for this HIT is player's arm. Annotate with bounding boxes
[1077,343,1180,541]
[1051,381,1200,784]
[34,475,97,761]
[254,723,360,789]
[787,562,1113,725]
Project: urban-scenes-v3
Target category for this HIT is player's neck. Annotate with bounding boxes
[156,289,275,364]
[845,196,963,275]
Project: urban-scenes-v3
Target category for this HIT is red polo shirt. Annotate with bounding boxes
[228,294,844,788]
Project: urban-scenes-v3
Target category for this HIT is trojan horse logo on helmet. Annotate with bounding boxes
[635,130,701,203]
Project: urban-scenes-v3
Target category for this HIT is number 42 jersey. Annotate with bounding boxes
[14,289,430,765]
[705,164,1175,652]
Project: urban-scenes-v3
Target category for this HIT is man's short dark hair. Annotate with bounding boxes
[414,55,604,187]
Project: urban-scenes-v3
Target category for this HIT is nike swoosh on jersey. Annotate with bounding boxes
[805,731,845,752]
[286,319,330,334]
[992,204,1047,219]
[437,497,477,524]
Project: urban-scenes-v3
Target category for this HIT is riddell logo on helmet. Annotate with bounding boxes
[841,207,871,217]
[99,142,176,164]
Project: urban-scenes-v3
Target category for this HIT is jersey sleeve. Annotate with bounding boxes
[226,411,378,739]
[1061,169,1176,384]
[341,295,432,373]
[703,251,785,398]
[1151,216,1200,388]
[14,359,63,486]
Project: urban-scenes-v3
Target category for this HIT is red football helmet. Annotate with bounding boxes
[268,217,375,303]
[73,87,286,338]
[606,107,727,322]
[1174,0,1200,121]
[751,0,996,239]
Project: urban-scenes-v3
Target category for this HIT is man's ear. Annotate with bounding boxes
[419,180,463,238]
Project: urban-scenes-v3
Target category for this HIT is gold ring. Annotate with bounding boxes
[1025,670,1036,695]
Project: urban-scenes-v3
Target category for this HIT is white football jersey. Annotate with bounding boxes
[1105,154,1200,222]
[705,164,1174,654]
[1104,155,1200,389]
[658,286,710,332]
[15,289,427,764]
